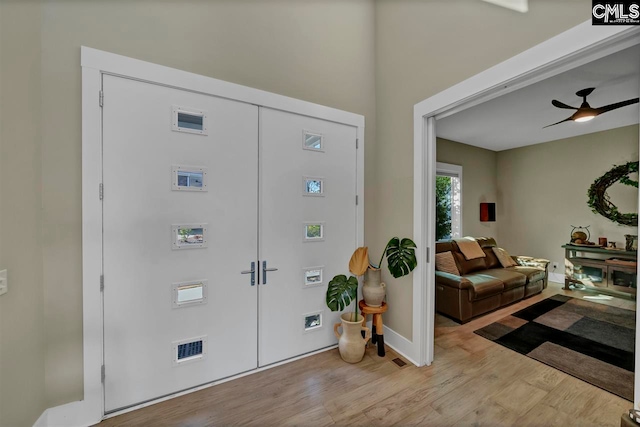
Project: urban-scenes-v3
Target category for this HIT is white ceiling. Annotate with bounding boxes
[436,44,640,152]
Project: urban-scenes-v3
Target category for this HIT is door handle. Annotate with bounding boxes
[241,262,256,286]
[262,260,278,285]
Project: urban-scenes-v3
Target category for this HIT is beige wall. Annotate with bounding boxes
[374,0,591,338]
[497,125,639,273]
[437,138,498,240]
[0,1,46,426]
[0,0,604,423]
[3,0,376,423]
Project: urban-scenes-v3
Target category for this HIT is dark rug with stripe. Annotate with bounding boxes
[474,294,635,401]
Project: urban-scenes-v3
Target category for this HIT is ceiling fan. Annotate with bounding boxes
[544,88,639,128]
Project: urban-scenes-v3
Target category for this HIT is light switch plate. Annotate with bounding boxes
[0,270,7,296]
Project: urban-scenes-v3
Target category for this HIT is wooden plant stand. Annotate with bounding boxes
[358,300,388,357]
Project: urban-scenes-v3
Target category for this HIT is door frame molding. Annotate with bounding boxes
[412,22,640,372]
[41,47,364,426]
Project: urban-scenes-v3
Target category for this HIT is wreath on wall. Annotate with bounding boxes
[587,161,638,227]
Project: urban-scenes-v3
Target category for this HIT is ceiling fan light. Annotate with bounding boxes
[574,114,595,123]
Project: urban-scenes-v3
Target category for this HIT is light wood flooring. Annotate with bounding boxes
[97,282,635,426]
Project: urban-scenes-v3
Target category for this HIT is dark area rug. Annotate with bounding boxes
[474,294,636,401]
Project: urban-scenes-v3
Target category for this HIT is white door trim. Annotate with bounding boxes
[40,47,364,427]
[412,21,640,372]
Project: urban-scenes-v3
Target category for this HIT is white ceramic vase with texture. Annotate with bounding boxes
[333,313,371,363]
[362,267,386,307]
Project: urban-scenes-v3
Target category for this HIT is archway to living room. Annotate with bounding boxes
[413,22,640,405]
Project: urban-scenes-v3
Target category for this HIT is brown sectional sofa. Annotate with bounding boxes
[435,237,548,323]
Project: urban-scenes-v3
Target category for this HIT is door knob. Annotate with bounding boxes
[241,262,256,286]
[262,260,278,285]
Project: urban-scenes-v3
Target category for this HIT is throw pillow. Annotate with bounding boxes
[455,238,486,260]
[435,251,460,275]
[492,247,518,268]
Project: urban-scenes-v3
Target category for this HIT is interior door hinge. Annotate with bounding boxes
[356,138,359,149]
[99,90,104,107]
[426,247,430,263]
[99,183,103,200]
[100,275,104,292]
[101,365,105,383]
[356,195,359,205]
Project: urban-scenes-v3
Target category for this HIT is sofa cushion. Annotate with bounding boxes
[481,268,527,290]
[493,247,518,267]
[435,251,460,276]
[436,240,458,254]
[483,248,500,269]
[506,266,545,284]
[476,237,497,248]
[454,252,487,275]
[462,274,504,301]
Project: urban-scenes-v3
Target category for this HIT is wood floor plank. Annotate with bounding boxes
[97,282,634,427]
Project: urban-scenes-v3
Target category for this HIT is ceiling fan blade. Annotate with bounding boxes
[552,100,578,110]
[543,117,573,128]
[595,98,639,115]
[575,87,595,98]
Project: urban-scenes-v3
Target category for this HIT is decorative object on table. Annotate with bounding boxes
[625,234,638,252]
[598,237,608,247]
[587,161,638,227]
[569,224,597,245]
[573,265,585,279]
[608,241,618,249]
[479,202,496,222]
[475,294,635,401]
[362,237,417,307]
[362,268,386,307]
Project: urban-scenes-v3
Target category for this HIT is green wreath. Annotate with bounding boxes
[587,161,638,226]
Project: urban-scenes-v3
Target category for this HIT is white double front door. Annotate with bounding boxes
[102,74,358,412]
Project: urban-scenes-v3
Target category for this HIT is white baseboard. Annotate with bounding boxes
[548,272,564,284]
[33,410,48,427]
[382,325,420,367]
[34,400,101,427]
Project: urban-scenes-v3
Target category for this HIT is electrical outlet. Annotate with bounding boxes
[0,269,7,296]
[552,262,559,270]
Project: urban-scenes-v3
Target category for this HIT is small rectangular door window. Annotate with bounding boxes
[303,131,323,151]
[172,224,208,249]
[304,223,324,241]
[172,165,208,191]
[172,105,208,135]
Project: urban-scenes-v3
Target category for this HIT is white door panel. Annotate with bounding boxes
[103,75,258,412]
[259,108,358,366]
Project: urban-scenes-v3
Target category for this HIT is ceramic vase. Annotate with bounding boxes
[362,267,386,307]
[333,313,370,363]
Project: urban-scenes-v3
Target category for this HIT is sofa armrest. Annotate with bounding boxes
[435,271,473,290]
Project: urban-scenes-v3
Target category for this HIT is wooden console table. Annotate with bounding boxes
[562,244,637,297]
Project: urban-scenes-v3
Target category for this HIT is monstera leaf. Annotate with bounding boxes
[349,247,369,276]
[385,237,418,278]
[326,274,358,312]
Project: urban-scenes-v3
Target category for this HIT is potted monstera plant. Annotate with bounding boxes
[326,238,417,362]
[326,247,370,363]
[363,237,417,307]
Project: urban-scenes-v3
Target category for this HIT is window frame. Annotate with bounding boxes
[435,162,463,240]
